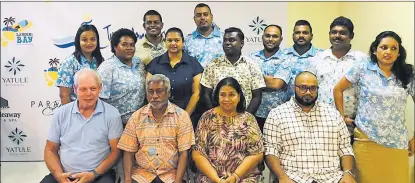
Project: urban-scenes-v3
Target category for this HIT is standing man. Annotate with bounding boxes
[136,10,167,65]
[248,24,292,131]
[118,74,195,183]
[309,16,369,137]
[184,3,224,68]
[263,71,356,183]
[200,27,265,115]
[282,20,323,96]
[41,68,123,183]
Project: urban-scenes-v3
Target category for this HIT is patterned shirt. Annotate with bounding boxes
[117,103,195,183]
[194,109,264,183]
[200,55,266,107]
[97,55,146,124]
[55,54,98,101]
[282,45,324,97]
[184,24,224,68]
[248,49,292,118]
[309,49,369,117]
[346,61,415,149]
[135,36,167,65]
[263,97,354,183]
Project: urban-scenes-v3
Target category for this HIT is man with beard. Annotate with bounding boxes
[309,16,369,142]
[184,3,224,68]
[282,20,323,96]
[248,24,292,131]
[118,74,195,183]
[263,71,356,183]
[200,27,265,115]
[135,10,167,65]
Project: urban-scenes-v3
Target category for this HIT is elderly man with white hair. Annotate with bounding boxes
[41,68,123,183]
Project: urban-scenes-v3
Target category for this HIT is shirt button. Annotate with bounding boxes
[173,72,175,74]
[172,88,174,90]
[172,80,175,82]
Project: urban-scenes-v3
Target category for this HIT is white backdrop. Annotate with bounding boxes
[0,1,288,161]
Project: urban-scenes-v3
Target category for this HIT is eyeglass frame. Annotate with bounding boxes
[295,85,319,93]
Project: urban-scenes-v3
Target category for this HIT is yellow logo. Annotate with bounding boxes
[2,17,33,47]
[43,58,60,86]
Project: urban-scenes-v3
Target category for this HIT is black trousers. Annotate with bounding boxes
[40,169,115,183]
[255,116,266,132]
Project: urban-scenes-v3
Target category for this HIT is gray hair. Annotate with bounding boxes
[73,68,102,86]
[146,74,171,92]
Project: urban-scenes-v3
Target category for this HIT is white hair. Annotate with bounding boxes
[146,74,171,91]
[73,68,102,87]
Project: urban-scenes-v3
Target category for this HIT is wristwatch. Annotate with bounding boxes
[90,170,101,179]
[344,170,355,178]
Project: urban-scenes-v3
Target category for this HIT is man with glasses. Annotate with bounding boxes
[263,71,356,183]
[118,74,195,183]
[136,10,167,65]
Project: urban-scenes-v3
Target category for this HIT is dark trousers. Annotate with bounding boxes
[132,176,165,183]
[255,116,266,132]
[40,169,115,183]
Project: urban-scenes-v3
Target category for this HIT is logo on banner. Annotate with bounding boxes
[6,127,31,156]
[1,57,29,86]
[1,16,34,47]
[1,97,21,123]
[246,16,267,43]
[44,58,61,86]
[1,97,10,109]
[30,100,61,116]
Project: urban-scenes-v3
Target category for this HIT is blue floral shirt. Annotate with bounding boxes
[248,50,292,118]
[282,45,323,97]
[55,54,97,101]
[97,55,146,124]
[346,61,415,149]
[184,24,224,68]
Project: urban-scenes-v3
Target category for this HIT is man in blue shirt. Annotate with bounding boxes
[41,68,123,183]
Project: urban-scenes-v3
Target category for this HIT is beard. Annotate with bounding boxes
[149,100,168,110]
[295,93,318,107]
[198,25,210,32]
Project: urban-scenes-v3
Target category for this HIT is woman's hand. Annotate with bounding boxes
[409,136,415,156]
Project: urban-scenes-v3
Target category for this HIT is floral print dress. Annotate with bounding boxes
[194,109,264,183]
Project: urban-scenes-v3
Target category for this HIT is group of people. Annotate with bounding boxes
[40,3,414,183]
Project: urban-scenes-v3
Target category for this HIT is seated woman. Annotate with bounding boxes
[333,31,415,183]
[192,77,264,183]
[146,27,203,118]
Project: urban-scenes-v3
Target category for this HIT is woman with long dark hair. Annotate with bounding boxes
[334,31,414,183]
[56,24,104,104]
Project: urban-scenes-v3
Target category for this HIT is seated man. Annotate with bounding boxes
[41,68,123,183]
[263,71,356,183]
[118,74,195,183]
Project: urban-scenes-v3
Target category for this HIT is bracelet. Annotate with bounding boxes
[218,177,225,183]
[233,172,241,182]
[344,169,355,178]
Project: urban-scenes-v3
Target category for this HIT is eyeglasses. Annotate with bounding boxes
[147,89,166,96]
[295,85,319,94]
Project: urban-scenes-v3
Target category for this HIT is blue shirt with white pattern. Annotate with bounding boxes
[248,49,292,118]
[55,55,97,101]
[346,61,415,149]
[184,24,224,68]
[97,55,146,124]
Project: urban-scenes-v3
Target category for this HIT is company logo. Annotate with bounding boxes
[4,57,25,75]
[30,100,61,116]
[8,128,27,145]
[1,97,9,109]
[246,16,267,44]
[1,16,34,47]
[1,57,29,86]
[44,58,60,86]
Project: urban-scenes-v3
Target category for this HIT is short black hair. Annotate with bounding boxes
[166,27,184,41]
[213,77,246,113]
[143,10,162,23]
[330,16,354,38]
[110,28,137,54]
[224,27,244,41]
[194,3,212,14]
[294,19,312,33]
[264,24,283,35]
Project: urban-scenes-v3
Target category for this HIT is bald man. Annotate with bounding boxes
[263,71,356,183]
[42,68,123,183]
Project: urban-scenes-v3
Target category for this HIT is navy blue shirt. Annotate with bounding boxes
[146,51,203,109]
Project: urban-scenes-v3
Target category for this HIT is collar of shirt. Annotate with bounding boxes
[367,61,396,81]
[80,55,97,65]
[322,47,357,61]
[141,102,177,119]
[192,24,222,39]
[253,49,284,61]
[285,44,320,58]
[110,55,140,69]
[221,55,247,66]
[288,96,319,113]
[72,99,104,115]
[157,51,191,65]
[140,35,166,48]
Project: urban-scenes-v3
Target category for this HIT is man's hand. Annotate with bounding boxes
[57,172,78,183]
[225,175,237,183]
[70,172,95,183]
[409,136,415,156]
[343,116,355,125]
[339,173,356,183]
[279,175,295,183]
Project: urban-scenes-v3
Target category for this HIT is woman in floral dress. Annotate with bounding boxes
[192,77,264,183]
